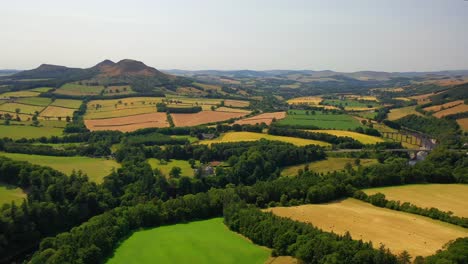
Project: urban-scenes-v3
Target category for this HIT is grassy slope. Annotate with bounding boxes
[147,158,199,177]
[277,110,362,130]
[199,131,331,147]
[307,129,384,144]
[0,125,63,139]
[364,184,468,218]
[268,199,468,257]
[282,157,378,176]
[107,218,270,264]
[0,152,120,183]
[0,184,26,205]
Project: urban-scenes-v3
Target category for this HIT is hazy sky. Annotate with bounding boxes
[1,0,467,71]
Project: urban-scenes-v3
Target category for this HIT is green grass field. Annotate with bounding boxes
[29,87,53,93]
[277,110,363,130]
[107,218,270,264]
[364,184,468,218]
[0,184,26,205]
[147,158,198,177]
[282,157,378,176]
[0,125,63,139]
[51,99,82,109]
[0,102,45,115]
[54,83,104,96]
[200,131,331,147]
[15,97,52,106]
[0,152,120,183]
[322,99,379,111]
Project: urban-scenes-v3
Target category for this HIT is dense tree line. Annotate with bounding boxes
[354,192,468,228]
[125,132,188,146]
[423,237,468,264]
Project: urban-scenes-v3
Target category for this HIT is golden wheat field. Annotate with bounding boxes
[267,199,468,257]
[306,130,384,144]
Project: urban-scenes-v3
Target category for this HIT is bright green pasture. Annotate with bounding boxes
[51,99,82,109]
[277,110,363,130]
[16,97,52,106]
[30,87,53,93]
[107,218,270,264]
[147,158,198,177]
[54,83,104,96]
[0,184,26,205]
[0,152,120,183]
[0,125,63,139]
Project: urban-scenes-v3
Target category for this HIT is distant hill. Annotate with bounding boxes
[164,69,468,81]
[1,59,188,94]
[0,70,21,76]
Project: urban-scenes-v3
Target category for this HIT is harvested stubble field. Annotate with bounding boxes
[171,111,248,127]
[306,129,384,144]
[364,184,468,218]
[433,103,468,118]
[0,111,32,121]
[51,99,82,109]
[234,112,286,125]
[0,152,120,183]
[106,218,270,264]
[215,107,251,113]
[387,106,422,121]
[345,95,379,101]
[0,102,45,115]
[224,99,250,108]
[39,106,76,119]
[456,118,468,131]
[287,96,323,105]
[0,184,26,205]
[54,83,104,96]
[282,157,378,176]
[409,93,434,104]
[84,112,169,132]
[423,100,464,112]
[199,131,331,147]
[267,198,468,257]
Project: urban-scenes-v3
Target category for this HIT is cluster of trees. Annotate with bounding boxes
[268,127,364,149]
[396,115,461,146]
[156,103,203,113]
[354,192,468,228]
[125,132,188,146]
